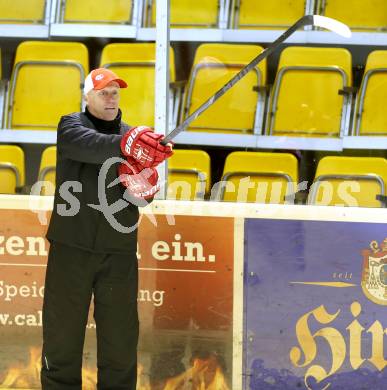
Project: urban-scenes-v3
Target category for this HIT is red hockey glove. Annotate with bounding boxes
[118,156,160,200]
[120,126,173,168]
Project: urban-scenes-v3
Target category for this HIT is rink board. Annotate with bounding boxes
[244,218,387,390]
[0,195,385,389]
[0,196,238,389]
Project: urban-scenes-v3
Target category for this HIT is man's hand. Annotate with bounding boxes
[121,126,173,168]
[118,156,160,200]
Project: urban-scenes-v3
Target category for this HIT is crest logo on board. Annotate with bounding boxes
[361,238,387,306]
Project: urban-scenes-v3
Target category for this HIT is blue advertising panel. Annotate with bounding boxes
[244,219,387,390]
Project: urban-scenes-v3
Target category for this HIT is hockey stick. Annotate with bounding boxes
[160,15,351,145]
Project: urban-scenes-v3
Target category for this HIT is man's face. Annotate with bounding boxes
[85,81,120,121]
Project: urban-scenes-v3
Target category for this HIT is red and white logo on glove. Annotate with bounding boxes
[123,126,149,155]
[118,157,160,200]
[121,126,173,168]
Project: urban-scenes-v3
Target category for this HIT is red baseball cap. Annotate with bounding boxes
[83,68,127,95]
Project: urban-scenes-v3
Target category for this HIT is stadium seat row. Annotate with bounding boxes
[0,145,55,196]
[1,145,386,208]
[1,41,387,137]
[1,0,386,31]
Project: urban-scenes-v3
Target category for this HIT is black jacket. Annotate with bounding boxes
[46,110,140,254]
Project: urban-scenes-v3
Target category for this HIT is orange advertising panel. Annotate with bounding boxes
[0,209,48,388]
[0,207,234,389]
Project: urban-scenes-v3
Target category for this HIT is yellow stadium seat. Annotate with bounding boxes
[147,0,219,28]
[215,151,298,203]
[183,43,267,135]
[167,149,211,200]
[0,0,46,24]
[0,48,4,128]
[354,51,387,136]
[318,0,387,31]
[62,0,133,24]
[100,43,175,127]
[308,156,387,208]
[0,145,25,194]
[231,0,307,29]
[38,146,57,196]
[267,46,352,138]
[6,41,89,130]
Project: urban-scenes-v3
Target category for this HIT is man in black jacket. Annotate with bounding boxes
[41,68,172,389]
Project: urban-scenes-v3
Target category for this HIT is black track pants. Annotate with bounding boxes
[41,241,139,390]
